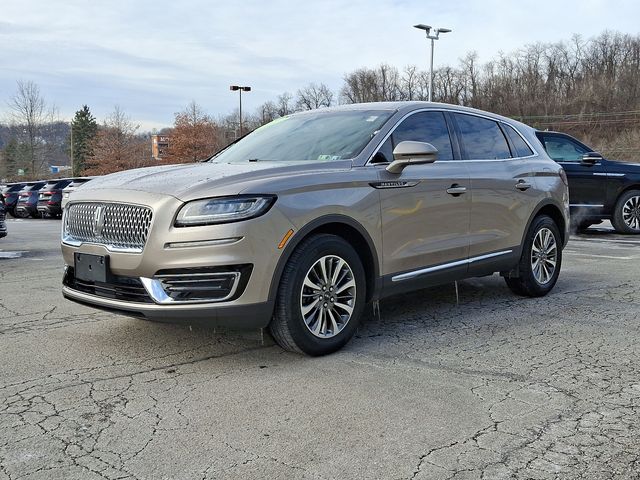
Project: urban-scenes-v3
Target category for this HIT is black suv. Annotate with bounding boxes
[1,183,26,217]
[15,182,46,218]
[536,131,640,233]
[37,179,72,218]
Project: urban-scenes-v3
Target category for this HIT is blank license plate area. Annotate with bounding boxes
[74,253,109,283]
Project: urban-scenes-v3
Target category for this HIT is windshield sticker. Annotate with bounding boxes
[365,116,379,122]
[317,155,343,161]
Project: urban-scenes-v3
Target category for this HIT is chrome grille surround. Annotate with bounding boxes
[63,202,153,253]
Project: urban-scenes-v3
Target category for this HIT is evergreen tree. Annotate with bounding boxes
[69,105,97,175]
[2,138,29,178]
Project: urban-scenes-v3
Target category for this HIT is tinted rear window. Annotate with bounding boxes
[454,113,511,160]
[44,180,71,189]
[5,185,24,192]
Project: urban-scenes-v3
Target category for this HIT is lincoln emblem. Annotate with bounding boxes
[93,205,106,237]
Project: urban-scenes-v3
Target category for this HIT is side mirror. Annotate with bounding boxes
[581,151,602,166]
[386,141,438,174]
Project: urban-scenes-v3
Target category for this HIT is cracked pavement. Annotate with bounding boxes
[1,219,639,479]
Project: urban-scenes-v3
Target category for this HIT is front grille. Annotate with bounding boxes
[64,202,153,252]
[64,267,153,303]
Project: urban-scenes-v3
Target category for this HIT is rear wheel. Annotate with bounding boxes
[612,190,640,234]
[269,234,366,356]
[13,209,29,219]
[505,215,562,297]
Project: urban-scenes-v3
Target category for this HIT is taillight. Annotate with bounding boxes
[559,168,569,187]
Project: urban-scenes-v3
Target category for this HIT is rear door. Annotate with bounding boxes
[452,113,539,263]
[375,110,471,282]
[536,132,607,208]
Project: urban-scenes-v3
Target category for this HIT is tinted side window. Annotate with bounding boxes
[455,114,511,160]
[392,112,454,160]
[540,135,589,161]
[503,124,534,157]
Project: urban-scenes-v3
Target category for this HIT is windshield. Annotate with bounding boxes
[211,109,394,164]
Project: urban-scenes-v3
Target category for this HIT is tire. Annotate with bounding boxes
[269,234,366,356]
[611,190,640,234]
[505,215,562,297]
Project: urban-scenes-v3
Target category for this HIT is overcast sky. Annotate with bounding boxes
[2,0,639,130]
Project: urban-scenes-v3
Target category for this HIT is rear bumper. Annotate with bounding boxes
[16,204,38,215]
[38,204,62,216]
[62,285,274,328]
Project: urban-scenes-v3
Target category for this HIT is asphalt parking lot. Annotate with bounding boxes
[1,219,639,480]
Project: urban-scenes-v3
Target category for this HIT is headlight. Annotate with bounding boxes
[174,195,276,227]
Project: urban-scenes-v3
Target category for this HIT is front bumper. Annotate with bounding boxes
[60,189,295,328]
[62,284,274,327]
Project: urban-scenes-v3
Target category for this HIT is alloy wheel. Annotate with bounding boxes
[300,255,356,339]
[531,227,558,285]
[622,195,640,230]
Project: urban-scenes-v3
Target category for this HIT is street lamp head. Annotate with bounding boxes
[413,24,432,33]
[241,86,251,92]
[230,85,240,91]
[437,28,452,34]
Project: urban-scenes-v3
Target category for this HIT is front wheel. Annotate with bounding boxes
[269,234,366,356]
[612,190,640,234]
[505,215,562,297]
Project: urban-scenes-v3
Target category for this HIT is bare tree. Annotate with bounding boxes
[85,106,149,175]
[164,101,221,163]
[276,92,295,117]
[7,80,54,175]
[295,83,334,110]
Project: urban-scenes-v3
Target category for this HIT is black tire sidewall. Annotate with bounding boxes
[519,215,563,296]
[278,235,366,356]
[613,190,640,234]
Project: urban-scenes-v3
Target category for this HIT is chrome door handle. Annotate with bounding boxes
[446,185,467,196]
[515,181,532,191]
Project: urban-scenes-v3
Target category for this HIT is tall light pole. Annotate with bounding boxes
[413,24,451,102]
[230,85,251,137]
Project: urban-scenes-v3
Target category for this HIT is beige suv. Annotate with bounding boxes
[61,102,569,355]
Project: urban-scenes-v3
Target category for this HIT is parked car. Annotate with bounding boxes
[0,194,7,239]
[61,102,569,355]
[15,181,46,218]
[1,183,26,217]
[37,179,73,218]
[61,177,94,209]
[536,130,640,233]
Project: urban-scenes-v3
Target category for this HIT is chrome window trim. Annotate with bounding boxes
[392,250,513,282]
[366,108,539,166]
[569,204,604,208]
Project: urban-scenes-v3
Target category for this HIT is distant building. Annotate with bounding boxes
[151,134,171,160]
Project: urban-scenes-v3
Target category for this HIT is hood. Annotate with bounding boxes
[608,159,640,170]
[81,161,353,201]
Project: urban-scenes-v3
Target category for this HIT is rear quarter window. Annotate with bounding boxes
[503,124,534,157]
